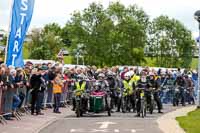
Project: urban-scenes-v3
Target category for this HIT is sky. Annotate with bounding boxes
[0,0,200,37]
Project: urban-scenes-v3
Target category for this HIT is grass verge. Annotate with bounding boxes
[176,109,200,133]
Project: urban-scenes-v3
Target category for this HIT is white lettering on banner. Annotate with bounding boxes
[20,13,27,24]
[21,0,28,11]
[11,0,29,65]
[12,54,17,66]
[13,41,19,52]
[15,27,22,38]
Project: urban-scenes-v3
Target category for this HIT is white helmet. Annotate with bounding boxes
[98,73,105,78]
[129,70,134,77]
[149,72,154,76]
[107,71,113,77]
[77,73,85,80]
[124,72,131,78]
[161,71,165,75]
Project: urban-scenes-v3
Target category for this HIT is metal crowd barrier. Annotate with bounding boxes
[0,86,13,124]
[0,79,79,125]
[0,85,33,125]
[0,86,7,124]
[160,84,196,105]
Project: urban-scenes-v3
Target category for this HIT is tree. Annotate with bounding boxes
[106,2,148,65]
[147,16,195,68]
[1,36,7,46]
[28,23,64,60]
[65,2,149,66]
[66,2,114,66]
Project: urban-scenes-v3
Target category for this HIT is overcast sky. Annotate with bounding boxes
[0,0,200,37]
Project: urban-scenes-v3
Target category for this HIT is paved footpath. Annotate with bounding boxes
[0,107,74,133]
[157,105,196,133]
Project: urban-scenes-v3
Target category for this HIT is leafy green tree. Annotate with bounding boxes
[1,36,7,46]
[43,23,61,35]
[147,16,195,68]
[65,2,149,66]
[28,23,64,60]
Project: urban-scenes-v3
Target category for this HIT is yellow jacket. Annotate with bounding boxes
[53,79,63,94]
[131,74,140,85]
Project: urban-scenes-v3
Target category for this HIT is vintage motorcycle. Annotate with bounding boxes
[89,81,112,116]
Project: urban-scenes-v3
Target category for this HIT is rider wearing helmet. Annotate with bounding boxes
[174,74,186,106]
[106,71,118,111]
[185,74,195,105]
[121,72,136,113]
[135,70,148,116]
[147,72,163,113]
[98,73,105,80]
[97,73,108,91]
[72,73,88,111]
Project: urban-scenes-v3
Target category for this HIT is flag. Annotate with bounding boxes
[6,0,35,67]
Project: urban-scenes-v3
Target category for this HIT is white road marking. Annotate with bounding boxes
[96,121,116,129]
[114,129,120,132]
[70,129,84,132]
[69,129,140,133]
[90,129,108,132]
[131,129,137,133]
[70,129,76,132]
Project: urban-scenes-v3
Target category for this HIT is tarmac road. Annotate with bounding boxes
[39,104,179,133]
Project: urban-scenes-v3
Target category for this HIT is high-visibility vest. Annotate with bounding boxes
[131,75,140,85]
[75,82,86,91]
[123,80,133,96]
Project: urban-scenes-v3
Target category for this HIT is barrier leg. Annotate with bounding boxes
[0,115,7,125]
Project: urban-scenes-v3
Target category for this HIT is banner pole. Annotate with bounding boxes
[4,0,14,65]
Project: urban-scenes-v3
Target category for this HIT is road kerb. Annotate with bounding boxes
[157,105,196,133]
[35,110,74,133]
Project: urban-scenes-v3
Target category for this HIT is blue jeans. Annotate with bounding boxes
[54,93,61,112]
[13,94,21,110]
[194,80,198,99]
[37,91,44,111]
[47,88,53,106]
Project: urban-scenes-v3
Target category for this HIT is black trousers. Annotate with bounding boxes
[154,92,162,111]
[31,90,42,114]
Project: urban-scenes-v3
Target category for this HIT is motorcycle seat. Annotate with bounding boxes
[91,91,106,97]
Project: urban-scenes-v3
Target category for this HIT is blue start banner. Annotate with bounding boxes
[6,0,35,67]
